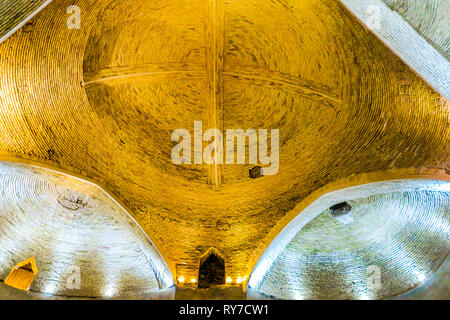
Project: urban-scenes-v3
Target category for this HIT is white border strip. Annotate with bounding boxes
[0,0,53,44]
[340,0,450,99]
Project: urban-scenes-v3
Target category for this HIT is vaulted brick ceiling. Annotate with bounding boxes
[0,0,448,298]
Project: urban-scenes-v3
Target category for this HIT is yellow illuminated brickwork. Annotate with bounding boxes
[4,258,38,292]
[0,0,448,295]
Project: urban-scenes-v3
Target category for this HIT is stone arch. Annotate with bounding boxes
[0,160,175,297]
[198,248,225,288]
[246,168,449,291]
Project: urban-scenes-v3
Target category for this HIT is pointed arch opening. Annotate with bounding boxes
[198,248,225,288]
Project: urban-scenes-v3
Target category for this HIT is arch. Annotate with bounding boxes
[0,159,175,297]
[0,153,175,279]
[246,168,449,290]
[198,248,225,288]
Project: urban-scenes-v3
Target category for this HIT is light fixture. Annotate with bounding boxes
[178,276,185,283]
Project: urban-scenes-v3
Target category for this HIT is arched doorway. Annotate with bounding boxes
[198,248,225,288]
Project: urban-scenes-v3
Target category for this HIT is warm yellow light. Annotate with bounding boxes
[4,257,38,292]
[178,276,185,283]
[226,277,232,283]
[190,278,196,283]
[236,276,243,284]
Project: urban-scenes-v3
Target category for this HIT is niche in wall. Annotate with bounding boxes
[198,248,225,288]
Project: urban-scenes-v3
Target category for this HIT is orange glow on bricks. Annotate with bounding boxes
[4,257,38,292]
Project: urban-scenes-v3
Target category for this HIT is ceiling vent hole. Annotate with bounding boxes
[329,202,352,217]
[249,166,263,179]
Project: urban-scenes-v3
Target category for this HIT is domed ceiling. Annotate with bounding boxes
[0,0,448,298]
